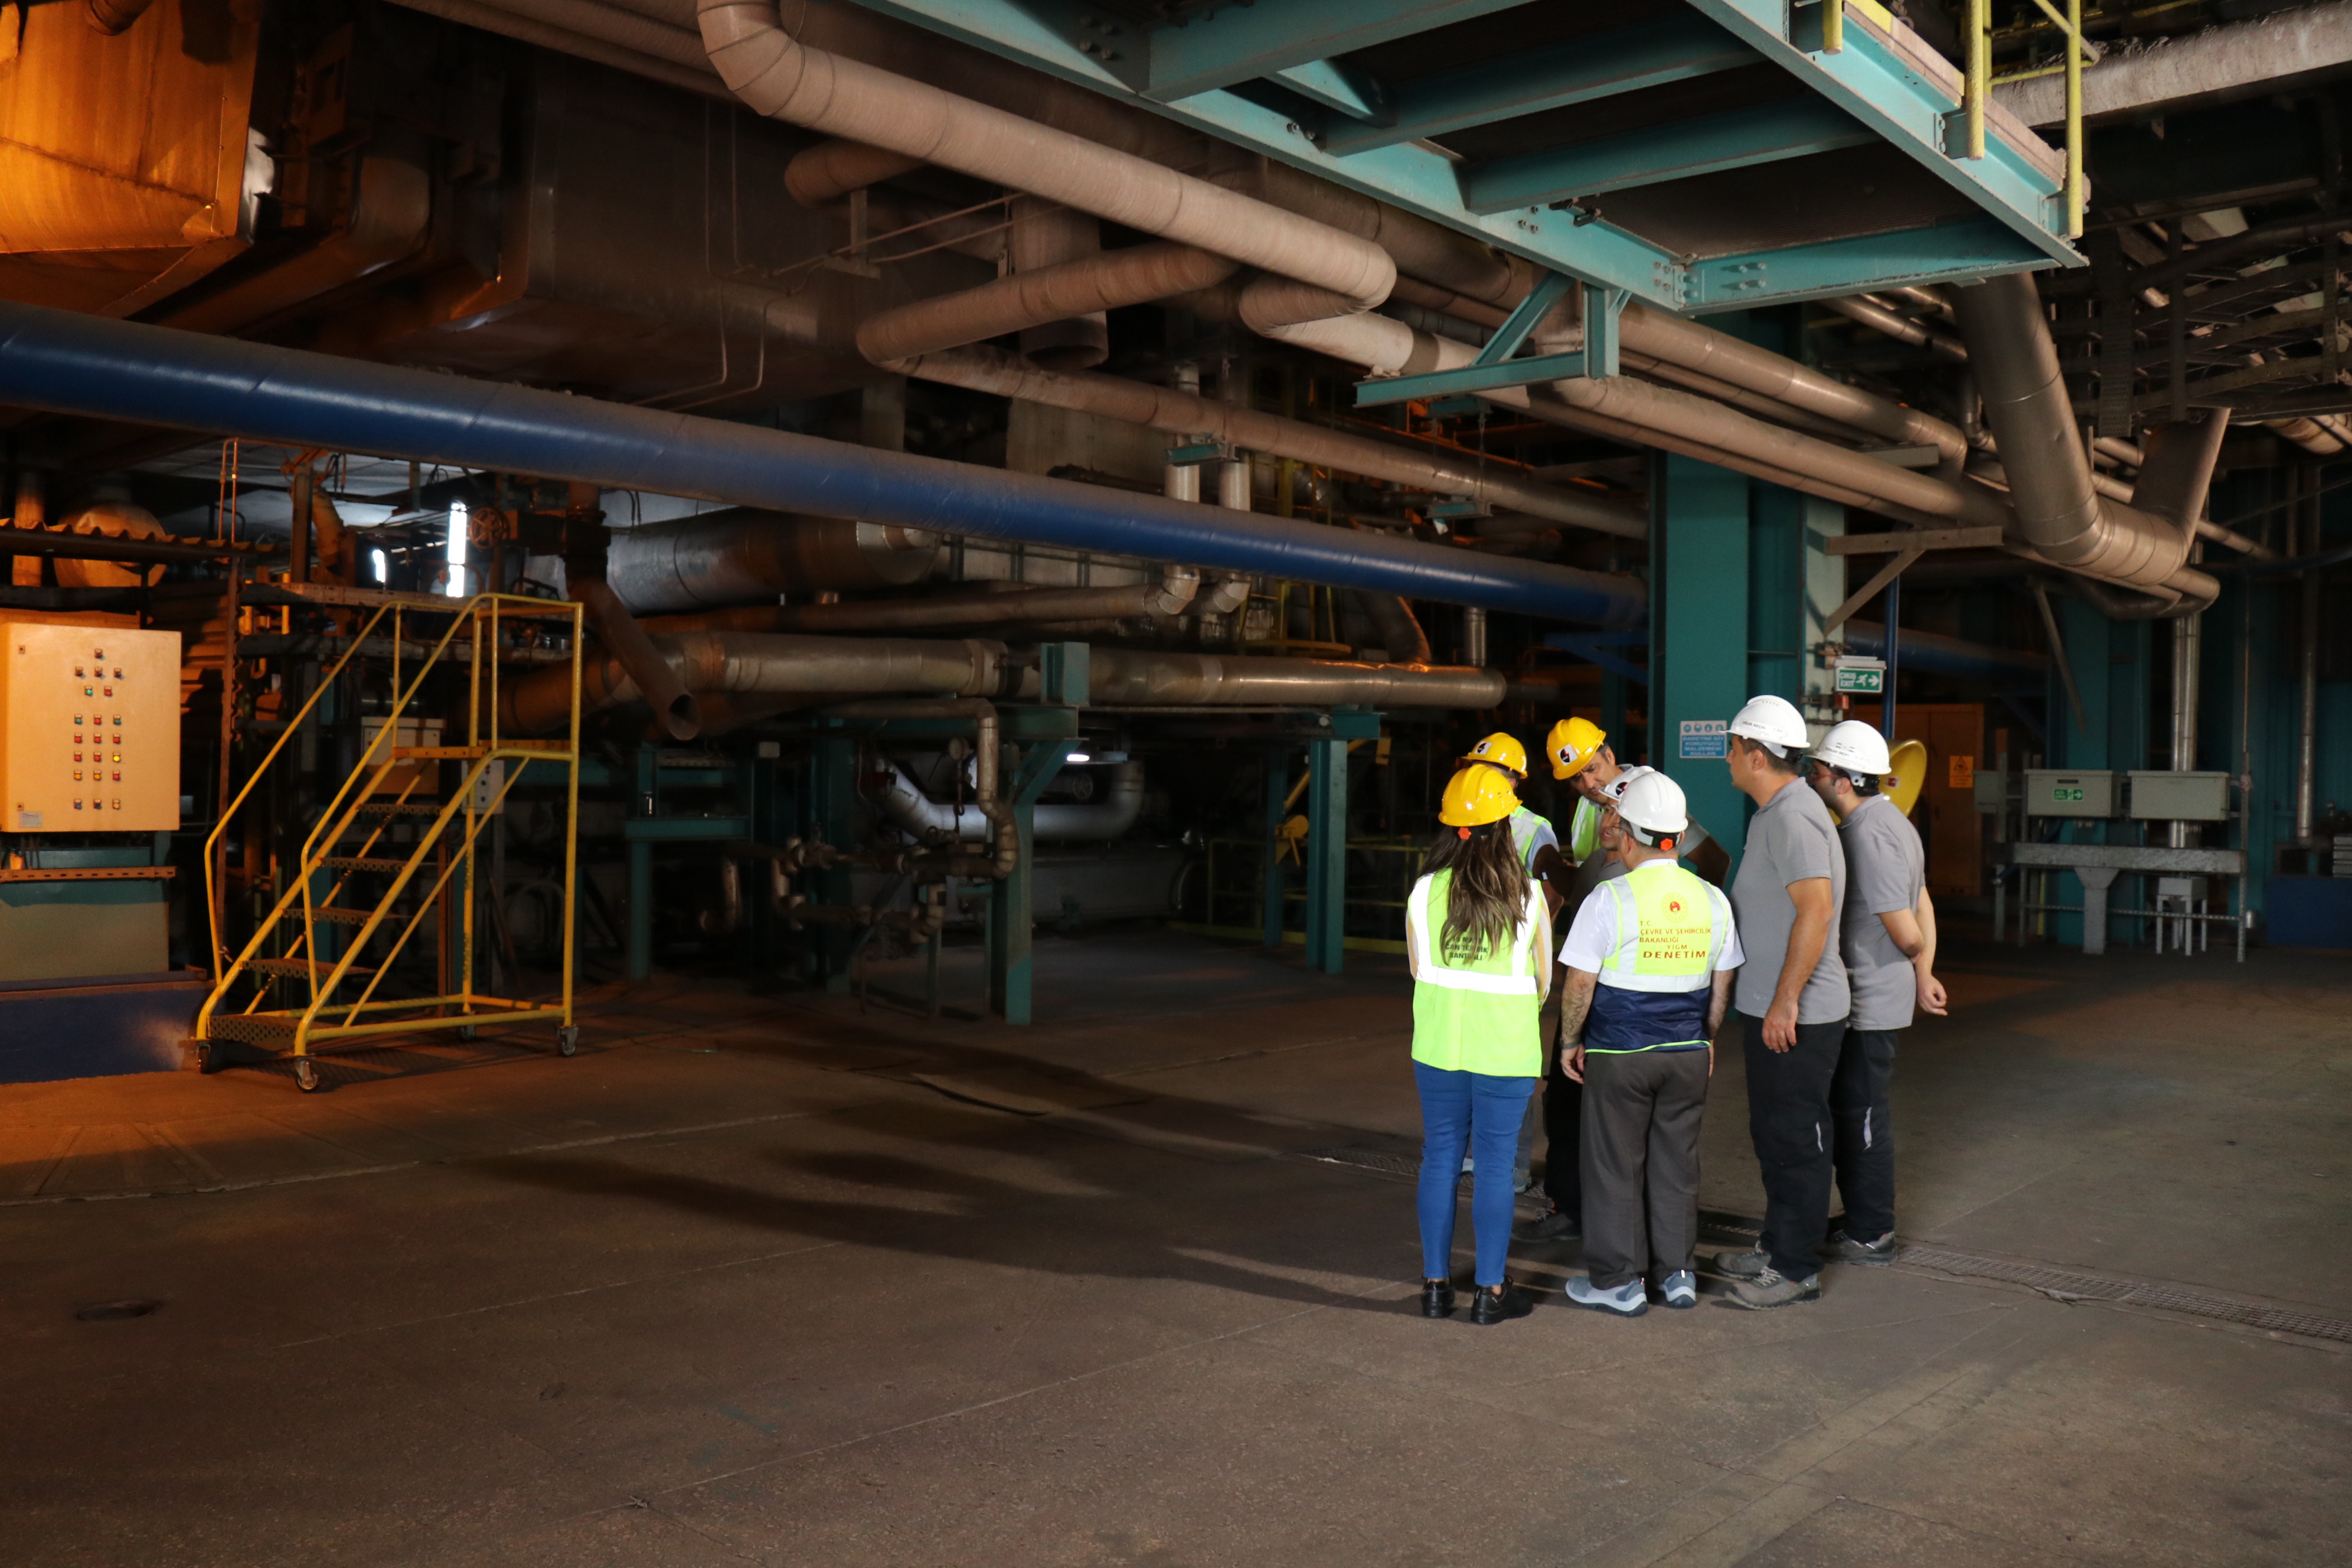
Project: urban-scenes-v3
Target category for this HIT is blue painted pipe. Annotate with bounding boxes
[0,303,1645,627]
[1845,620,2047,680]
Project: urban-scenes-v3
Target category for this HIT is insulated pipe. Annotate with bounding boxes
[696,0,1396,310]
[1353,590,1433,665]
[856,243,1237,365]
[606,509,937,613]
[498,629,1005,733]
[1080,649,1504,707]
[1949,273,2203,593]
[831,700,1015,878]
[576,577,703,741]
[1008,198,1112,372]
[387,0,728,97]
[876,757,1144,844]
[884,342,1647,545]
[1843,620,2049,681]
[0,303,1642,625]
[1819,294,1969,362]
[694,566,1213,634]
[786,140,926,208]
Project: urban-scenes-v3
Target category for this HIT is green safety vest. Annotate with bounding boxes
[1407,868,1545,1078]
[1584,861,1721,1055]
[1507,805,1550,870]
[1569,795,1602,865]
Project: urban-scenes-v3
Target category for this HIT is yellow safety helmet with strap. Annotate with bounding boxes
[1460,731,1528,778]
[1547,716,1608,780]
[1439,764,1520,828]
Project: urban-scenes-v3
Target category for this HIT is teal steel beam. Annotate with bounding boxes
[621,817,753,841]
[989,740,1074,1025]
[1301,736,1348,975]
[1142,0,1534,102]
[1683,214,2051,311]
[1461,97,1873,214]
[809,733,857,992]
[1275,58,1387,122]
[1357,278,1622,406]
[1321,15,1756,156]
[1683,0,2076,264]
[1650,453,1752,872]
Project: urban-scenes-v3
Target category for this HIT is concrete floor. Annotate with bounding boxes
[2,930,2348,1566]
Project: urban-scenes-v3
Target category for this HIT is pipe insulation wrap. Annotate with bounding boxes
[0,303,1644,625]
[606,509,937,613]
[695,0,1396,309]
[857,243,1238,365]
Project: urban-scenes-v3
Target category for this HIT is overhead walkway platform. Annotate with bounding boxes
[857,0,2079,310]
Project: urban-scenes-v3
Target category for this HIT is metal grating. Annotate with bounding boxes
[1295,1145,2352,1343]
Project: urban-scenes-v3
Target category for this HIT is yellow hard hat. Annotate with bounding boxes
[1439,764,1520,828]
[1459,731,1528,777]
[1547,716,1608,780]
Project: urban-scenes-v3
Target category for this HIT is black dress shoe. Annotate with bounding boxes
[1420,1279,1457,1318]
[1469,1282,1534,1325]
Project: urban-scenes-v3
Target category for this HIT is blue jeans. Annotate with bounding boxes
[1414,1061,1537,1287]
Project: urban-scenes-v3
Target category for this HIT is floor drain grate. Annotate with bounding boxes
[1896,1246,2352,1343]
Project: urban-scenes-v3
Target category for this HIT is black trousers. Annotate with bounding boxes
[1579,1047,1709,1289]
[1740,1012,1847,1279]
[1540,1031,1582,1211]
[1831,1027,1900,1241]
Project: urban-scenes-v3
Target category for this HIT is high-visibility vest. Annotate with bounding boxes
[1507,806,1550,870]
[1407,869,1545,1077]
[1569,795,1602,865]
[1584,861,1723,1055]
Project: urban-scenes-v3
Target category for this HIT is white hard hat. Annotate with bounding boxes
[1812,718,1892,777]
[1729,693,1809,756]
[1599,763,1655,803]
[1614,770,1690,841]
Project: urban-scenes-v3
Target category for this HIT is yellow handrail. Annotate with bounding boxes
[1958,0,2087,239]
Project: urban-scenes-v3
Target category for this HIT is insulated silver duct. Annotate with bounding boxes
[877,758,1144,843]
[606,509,939,615]
[1949,273,2213,604]
[1082,649,1503,708]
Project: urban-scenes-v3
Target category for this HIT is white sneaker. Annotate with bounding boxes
[1661,1270,1698,1309]
[1566,1274,1648,1317]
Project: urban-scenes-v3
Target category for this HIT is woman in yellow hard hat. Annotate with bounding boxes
[1404,765,1551,1327]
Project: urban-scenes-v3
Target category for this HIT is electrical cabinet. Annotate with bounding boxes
[2024,769,2116,818]
[2127,770,2232,821]
[0,622,182,832]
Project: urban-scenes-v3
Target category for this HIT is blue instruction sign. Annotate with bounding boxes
[1678,720,1727,759]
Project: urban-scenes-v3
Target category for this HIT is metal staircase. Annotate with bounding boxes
[198,590,584,1091]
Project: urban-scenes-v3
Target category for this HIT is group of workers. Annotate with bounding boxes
[1403,695,1947,1324]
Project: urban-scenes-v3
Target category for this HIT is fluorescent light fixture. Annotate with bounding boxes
[1066,751,1092,763]
[371,548,388,584]
[445,501,468,597]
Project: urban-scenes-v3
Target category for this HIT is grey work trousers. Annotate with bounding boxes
[1577,1046,1710,1291]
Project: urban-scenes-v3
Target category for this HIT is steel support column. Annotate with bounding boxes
[989,740,1074,1024]
[1302,736,1348,974]
[1651,453,1753,869]
[1263,745,1289,948]
[628,743,655,982]
[809,733,857,992]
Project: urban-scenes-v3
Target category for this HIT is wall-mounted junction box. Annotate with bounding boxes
[0,623,183,832]
[2127,770,2232,821]
[2024,769,2116,818]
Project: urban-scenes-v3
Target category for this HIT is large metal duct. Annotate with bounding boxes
[696,0,1396,311]
[877,759,1144,844]
[643,567,1238,635]
[606,509,938,615]
[1843,620,2049,681]
[856,243,1238,365]
[1949,273,2209,600]
[1082,649,1503,708]
[0,303,1645,624]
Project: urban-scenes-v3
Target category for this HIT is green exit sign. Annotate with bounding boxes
[1834,660,1884,694]
[2052,785,2086,803]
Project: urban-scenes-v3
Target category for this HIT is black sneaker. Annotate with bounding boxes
[1822,1229,1896,1266]
[1514,1206,1581,1243]
[1420,1278,1458,1318]
[1469,1281,1535,1325]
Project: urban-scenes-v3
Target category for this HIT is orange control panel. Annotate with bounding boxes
[0,622,182,832]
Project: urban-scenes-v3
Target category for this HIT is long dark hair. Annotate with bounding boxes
[1422,821,1531,962]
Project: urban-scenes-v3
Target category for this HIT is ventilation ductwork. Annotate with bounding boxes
[877,759,1145,844]
[606,509,939,615]
[1948,273,2213,607]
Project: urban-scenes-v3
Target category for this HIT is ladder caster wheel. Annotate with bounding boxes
[197,1040,225,1075]
[293,1059,320,1093]
[457,1024,478,1042]
[557,1026,579,1057]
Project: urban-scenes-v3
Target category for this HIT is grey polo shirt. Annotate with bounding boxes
[1838,793,1926,1031]
[1729,777,1850,1023]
